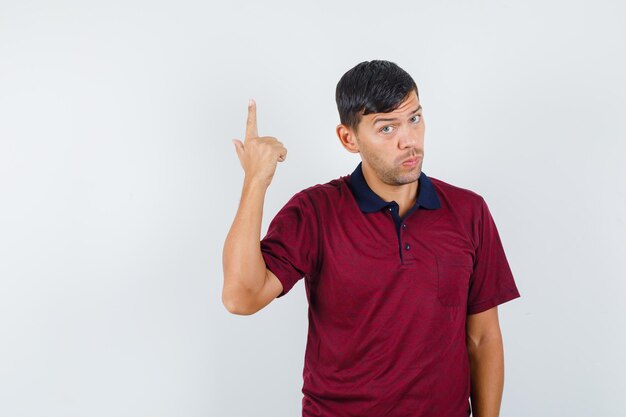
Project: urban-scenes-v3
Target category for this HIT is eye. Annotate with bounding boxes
[380,125,394,134]
[410,115,421,124]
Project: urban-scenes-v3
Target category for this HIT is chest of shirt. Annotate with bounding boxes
[307,207,475,317]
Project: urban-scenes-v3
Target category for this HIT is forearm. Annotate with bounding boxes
[222,177,269,300]
[467,334,505,417]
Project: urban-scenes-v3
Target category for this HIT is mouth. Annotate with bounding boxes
[401,155,422,167]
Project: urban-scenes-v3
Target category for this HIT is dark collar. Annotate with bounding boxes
[348,162,441,212]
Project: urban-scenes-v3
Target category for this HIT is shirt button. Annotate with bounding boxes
[402,224,407,229]
[405,243,411,251]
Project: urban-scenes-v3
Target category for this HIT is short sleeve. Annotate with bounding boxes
[260,191,319,298]
[467,197,521,315]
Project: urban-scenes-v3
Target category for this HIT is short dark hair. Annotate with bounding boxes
[335,60,419,131]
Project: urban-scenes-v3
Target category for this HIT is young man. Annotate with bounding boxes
[222,60,521,417]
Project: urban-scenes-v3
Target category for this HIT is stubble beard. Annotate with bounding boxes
[361,148,423,186]
[382,164,422,185]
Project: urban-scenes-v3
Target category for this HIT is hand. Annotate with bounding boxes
[232,99,288,188]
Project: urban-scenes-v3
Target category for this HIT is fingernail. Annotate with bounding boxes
[248,99,254,107]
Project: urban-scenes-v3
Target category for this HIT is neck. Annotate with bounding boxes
[361,165,419,218]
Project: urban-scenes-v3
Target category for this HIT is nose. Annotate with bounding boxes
[398,127,418,149]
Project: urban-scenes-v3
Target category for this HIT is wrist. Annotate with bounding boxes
[243,175,271,193]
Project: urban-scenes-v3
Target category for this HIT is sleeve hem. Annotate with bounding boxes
[467,288,521,315]
[262,252,301,298]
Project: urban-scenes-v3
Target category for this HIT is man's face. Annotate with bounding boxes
[353,90,424,186]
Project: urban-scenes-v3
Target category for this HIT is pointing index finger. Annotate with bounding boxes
[245,99,258,141]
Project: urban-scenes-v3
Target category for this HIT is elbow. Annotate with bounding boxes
[223,300,255,316]
[222,289,258,316]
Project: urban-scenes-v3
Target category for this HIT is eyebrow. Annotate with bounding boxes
[372,106,422,124]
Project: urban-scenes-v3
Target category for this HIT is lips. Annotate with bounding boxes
[402,155,422,166]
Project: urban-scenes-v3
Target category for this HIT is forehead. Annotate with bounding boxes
[362,91,420,124]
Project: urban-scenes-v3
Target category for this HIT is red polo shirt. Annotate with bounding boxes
[260,163,521,417]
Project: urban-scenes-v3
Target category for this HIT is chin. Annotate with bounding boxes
[391,171,421,185]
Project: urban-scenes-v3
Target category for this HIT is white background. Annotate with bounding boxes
[1,0,624,416]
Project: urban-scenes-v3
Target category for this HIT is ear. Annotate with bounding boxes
[336,124,360,154]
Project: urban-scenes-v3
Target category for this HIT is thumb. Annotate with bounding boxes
[232,139,244,160]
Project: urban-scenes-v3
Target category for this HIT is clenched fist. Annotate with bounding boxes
[232,99,288,188]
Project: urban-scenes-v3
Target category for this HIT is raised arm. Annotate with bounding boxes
[222,100,288,315]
